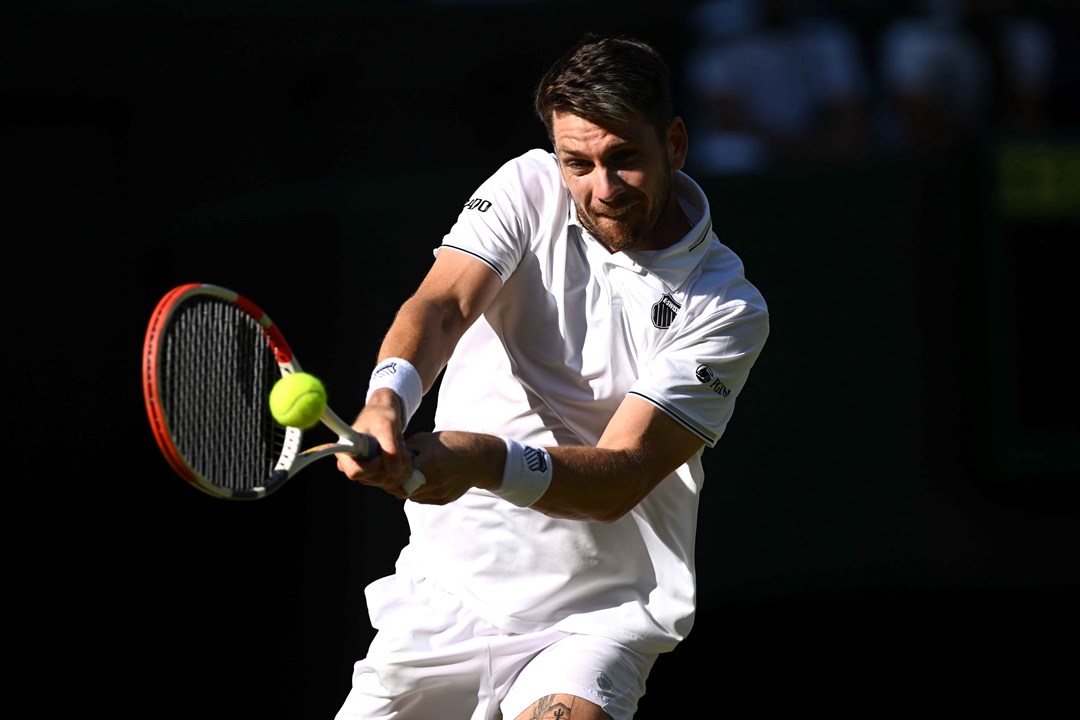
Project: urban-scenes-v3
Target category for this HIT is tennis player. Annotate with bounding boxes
[335,33,770,720]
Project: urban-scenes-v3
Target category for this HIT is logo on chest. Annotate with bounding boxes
[651,293,681,329]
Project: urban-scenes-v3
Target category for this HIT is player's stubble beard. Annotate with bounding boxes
[574,162,675,254]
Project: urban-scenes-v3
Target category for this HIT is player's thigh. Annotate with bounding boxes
[501,633,656,720]
[511,693,611,720]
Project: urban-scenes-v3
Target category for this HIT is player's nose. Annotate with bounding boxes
[592,164,628,202]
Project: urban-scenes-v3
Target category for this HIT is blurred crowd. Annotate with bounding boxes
[681,0,1075,174]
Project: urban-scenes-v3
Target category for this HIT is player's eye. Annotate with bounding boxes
[610,150,642,169]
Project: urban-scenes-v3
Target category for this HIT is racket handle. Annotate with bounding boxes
[402,470,426,496]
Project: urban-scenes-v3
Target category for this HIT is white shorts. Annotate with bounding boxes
[334,572,657,720]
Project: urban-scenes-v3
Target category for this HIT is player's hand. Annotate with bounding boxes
[336,388,415,494]
[402,431,505,505]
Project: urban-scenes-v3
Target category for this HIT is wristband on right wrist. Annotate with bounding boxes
[495,437,553,508]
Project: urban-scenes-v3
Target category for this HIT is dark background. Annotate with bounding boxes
[6,1,1078,716]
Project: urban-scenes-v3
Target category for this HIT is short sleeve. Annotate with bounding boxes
[438,149,560,283]
[631,297,769,447]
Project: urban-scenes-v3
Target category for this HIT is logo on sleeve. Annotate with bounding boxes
[651,293,681,329]
[464,197,492,212]
[695,364,731,397]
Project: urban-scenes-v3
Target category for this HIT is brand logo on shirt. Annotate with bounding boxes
[651,293,681,329]
[463,197,492,212]
[695,364,731,398]
[596,672,613,699]
[523,445,548,473]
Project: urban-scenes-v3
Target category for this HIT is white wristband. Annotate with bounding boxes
[495,437,553,508]
[366,357,423,427]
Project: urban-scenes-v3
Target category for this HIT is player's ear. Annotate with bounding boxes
[667,117,688,171]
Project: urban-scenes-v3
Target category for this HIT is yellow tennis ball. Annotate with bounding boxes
[269,372,327,429]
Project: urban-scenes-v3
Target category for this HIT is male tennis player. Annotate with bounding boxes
[335,33,769,720]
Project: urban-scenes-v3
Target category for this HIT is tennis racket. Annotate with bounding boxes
[142,282,425,501]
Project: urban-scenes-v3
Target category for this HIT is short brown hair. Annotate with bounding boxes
[533,34,674,143]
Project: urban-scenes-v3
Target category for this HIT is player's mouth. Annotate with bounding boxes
[592,203,639,221]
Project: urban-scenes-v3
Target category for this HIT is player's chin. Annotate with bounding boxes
[597,225,642,252]
[595,212,644,242]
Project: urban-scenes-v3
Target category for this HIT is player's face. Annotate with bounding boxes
[552,111,687,253]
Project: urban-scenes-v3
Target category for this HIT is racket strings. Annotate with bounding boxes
[161,296,284,495]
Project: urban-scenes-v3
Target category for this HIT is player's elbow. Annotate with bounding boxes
[590,503,635,524]
[537,502,632,524]
[588,476,656,523]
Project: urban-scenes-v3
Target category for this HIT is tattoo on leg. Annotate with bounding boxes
[528,694,575,719]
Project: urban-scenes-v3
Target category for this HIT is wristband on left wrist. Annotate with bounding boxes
[365,357,422,427]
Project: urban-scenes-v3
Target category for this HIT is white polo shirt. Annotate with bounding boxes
[397,148,769,653]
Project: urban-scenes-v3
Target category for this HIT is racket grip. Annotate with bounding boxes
[402,470,426,496]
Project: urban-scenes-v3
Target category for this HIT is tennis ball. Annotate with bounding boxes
[269,372,327,429]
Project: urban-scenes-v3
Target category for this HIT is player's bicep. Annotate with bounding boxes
[598,394,705,496]
[414,246,503,330]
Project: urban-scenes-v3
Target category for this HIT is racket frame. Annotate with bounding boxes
[143,283,423,500]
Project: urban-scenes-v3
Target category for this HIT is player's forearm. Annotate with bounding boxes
[528,445,655,523]
[410,431,657,521]
[376,253,500,396]
[377,294,467,395]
